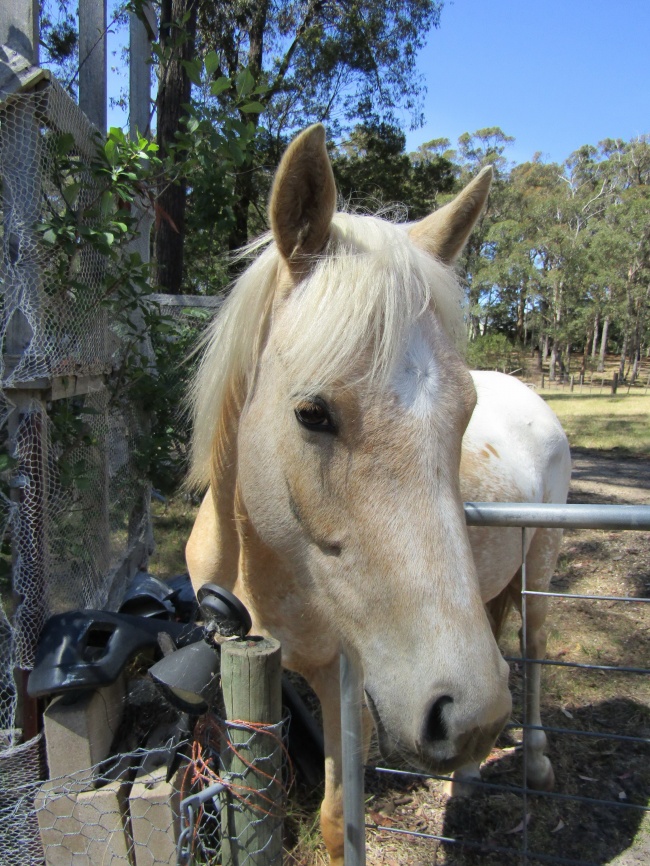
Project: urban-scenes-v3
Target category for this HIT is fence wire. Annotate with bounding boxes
[355,504,650,866]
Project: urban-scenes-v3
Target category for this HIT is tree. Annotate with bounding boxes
[155,0,198,293]
[170,0,445,265]
[330,121,454,217]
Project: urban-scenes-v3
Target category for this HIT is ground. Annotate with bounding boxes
[348,449,650,866]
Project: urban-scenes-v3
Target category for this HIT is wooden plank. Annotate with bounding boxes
[150,293,224,309]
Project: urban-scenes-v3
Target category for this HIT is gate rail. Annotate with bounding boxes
[341,502,650,866]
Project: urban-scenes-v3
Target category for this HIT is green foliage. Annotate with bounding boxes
[33,126,196,493]
[331,121,455,217]
[465,334,521,373]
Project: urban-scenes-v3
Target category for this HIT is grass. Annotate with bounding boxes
[542,393,650,456]
[148,495,198,578]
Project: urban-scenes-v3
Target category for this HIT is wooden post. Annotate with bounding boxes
[0,0,39,63]
[220,637,283,866]
[611,372,618,395]
[541,373,545,390]
[79,0,107,133]
[570,374,574,392]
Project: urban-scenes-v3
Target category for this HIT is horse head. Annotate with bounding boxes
[187,125,512,859]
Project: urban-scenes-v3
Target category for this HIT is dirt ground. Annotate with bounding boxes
[288,450,650,866]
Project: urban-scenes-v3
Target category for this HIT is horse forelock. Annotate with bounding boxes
[188,212,466,487]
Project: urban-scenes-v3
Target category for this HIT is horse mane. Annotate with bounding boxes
[188,211,466,489]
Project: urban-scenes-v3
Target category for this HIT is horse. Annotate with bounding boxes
[185,124,571,864]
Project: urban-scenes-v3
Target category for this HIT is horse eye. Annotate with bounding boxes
[294,399,336,433]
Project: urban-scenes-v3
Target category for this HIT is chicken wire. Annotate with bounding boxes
[0,79,120,385]
[178,716,288,866]
[0,71,153,860]
[0,710,288,866]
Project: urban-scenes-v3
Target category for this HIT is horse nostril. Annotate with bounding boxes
[423,695,453,744]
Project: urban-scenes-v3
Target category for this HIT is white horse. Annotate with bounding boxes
[186,125,571,864]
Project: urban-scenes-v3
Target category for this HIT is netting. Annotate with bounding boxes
[178,714,289,866]
[1,73,152,858]
[0,712,288,866]
[0,79,125,385]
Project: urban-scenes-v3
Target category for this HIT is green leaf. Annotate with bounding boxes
[240,102,265,114]
[204,50,220,76]
[210,76,231,97]
[235,68,255,97]
[182,58,203,86]
[56,133,75,156]
[100,189,114,218]
[0,452,16,472]
[104,138,117,166]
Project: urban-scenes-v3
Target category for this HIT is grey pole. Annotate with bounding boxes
[340,652,366,866]
[79,0,107,133]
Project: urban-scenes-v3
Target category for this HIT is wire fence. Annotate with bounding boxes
[342,502,650,866]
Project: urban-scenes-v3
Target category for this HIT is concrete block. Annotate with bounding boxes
[43,677,126,779]
[35,777,132,865]
[129,764,187,866]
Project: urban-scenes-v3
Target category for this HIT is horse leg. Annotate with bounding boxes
[445,762,482,797]
[514,526,564,791]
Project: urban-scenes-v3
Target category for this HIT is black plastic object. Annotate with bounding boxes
[119,571,176,619]
[149,640,221,714]
[197,583,252,638]
[166,572,199,622]
[27,610,203,698]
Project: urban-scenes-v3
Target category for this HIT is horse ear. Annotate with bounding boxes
[269,124,336,265]
[409,165,493,264]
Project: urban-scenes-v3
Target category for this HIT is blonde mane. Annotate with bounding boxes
[188,211,466,488]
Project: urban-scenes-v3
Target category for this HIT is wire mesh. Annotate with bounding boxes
[1,75,152,859]
[177,713,289,866]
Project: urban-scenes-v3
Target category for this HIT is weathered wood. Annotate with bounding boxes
[78,0,107,133]
[220,637,283,866]
[0,0,39,64]
[129,4,155,139]
[611,372,619,395]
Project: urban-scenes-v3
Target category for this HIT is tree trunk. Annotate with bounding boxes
[155,0,197,293]
[516,286,525,344]
[549,342,558,381]
[591,313,599,358]
[597,315,610,372]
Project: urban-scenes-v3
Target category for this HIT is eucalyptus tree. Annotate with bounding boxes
[330,121,455,218]
[593,137,650,379]
[157,0,446,290]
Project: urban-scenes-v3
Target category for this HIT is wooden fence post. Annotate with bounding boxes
[611,372,618,395]
[220,637,283,866]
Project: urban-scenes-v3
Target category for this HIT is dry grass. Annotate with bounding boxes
[542,393,650,456]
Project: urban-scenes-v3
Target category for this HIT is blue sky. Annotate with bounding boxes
[405,0,650,165]
[108,0,649,167]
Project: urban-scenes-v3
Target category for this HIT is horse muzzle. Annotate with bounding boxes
[366,685,512,774]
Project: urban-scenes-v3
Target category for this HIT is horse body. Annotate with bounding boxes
[186,125,570,864]
[465,370,571,603]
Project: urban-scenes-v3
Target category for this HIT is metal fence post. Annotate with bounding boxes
[341,652,366,866]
